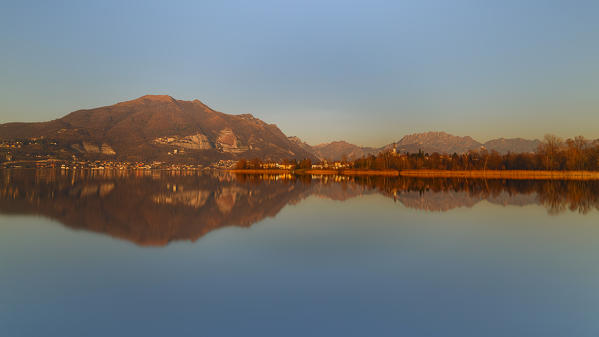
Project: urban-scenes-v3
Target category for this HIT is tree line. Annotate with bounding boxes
[351,135,599,171]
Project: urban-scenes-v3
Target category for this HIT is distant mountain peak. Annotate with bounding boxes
[390,131,482,154]
[311,140,377,161]
[113,95,178,108]
[483,138,541,154]
[136,94,176,102]
[315,140,352,147]
[399,131,475,141]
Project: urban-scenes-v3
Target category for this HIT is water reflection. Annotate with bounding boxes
[1,169,599,246]
[352,176,599,215]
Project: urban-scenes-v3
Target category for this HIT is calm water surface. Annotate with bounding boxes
[2,169,599,337]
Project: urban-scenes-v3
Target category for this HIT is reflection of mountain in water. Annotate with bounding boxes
[0,170,314,246]
[1,170,599,246]
[392,190,541,212]
[394,191,481,212]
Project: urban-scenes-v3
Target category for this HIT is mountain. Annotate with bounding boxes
[386,132,483,154]
[0,95,316,163]
[311,141,378,161]
[287,136,316,154]
[291,133,545,161]
[287,138,378,161]
[483,138,541,154]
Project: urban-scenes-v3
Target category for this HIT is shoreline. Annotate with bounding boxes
[398,170,599,180]
[228,169,292,174]
[4,166,599,180]
[232,168,400,176]
[230,169,599,180]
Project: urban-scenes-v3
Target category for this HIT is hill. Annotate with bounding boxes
[483,138,541,154]
[311,141,378,161]
[385,131,482,154]
[0,95,316,163]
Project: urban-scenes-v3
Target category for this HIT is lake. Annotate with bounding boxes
[2,169,599,337]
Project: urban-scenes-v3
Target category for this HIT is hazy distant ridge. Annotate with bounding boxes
[311,132,543,160]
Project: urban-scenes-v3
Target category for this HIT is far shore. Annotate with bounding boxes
[228,169,292,174]
[399,170,599,180]
[229,168,599,180]
[230,168,400,176]
[4,166,599,180]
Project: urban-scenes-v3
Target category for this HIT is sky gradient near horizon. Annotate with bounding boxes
[1,0,598,146]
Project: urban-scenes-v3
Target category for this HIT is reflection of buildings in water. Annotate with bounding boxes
[1,169,598,246]
[153,189,211,209]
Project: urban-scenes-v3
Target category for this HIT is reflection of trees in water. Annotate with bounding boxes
[538,181,599,215]
[1,169,598,246]
[347,176,599,214]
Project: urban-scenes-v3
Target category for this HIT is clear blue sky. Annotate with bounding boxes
[1,0,598,146]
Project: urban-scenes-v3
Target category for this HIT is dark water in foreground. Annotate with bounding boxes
[2,169,599,337]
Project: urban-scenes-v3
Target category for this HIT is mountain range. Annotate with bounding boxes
[300,132,541,161]
[0,95,544,163]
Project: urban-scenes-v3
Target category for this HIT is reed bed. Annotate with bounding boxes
[399,170,599,180]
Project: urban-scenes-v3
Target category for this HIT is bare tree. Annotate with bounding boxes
[538,134,563,170]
